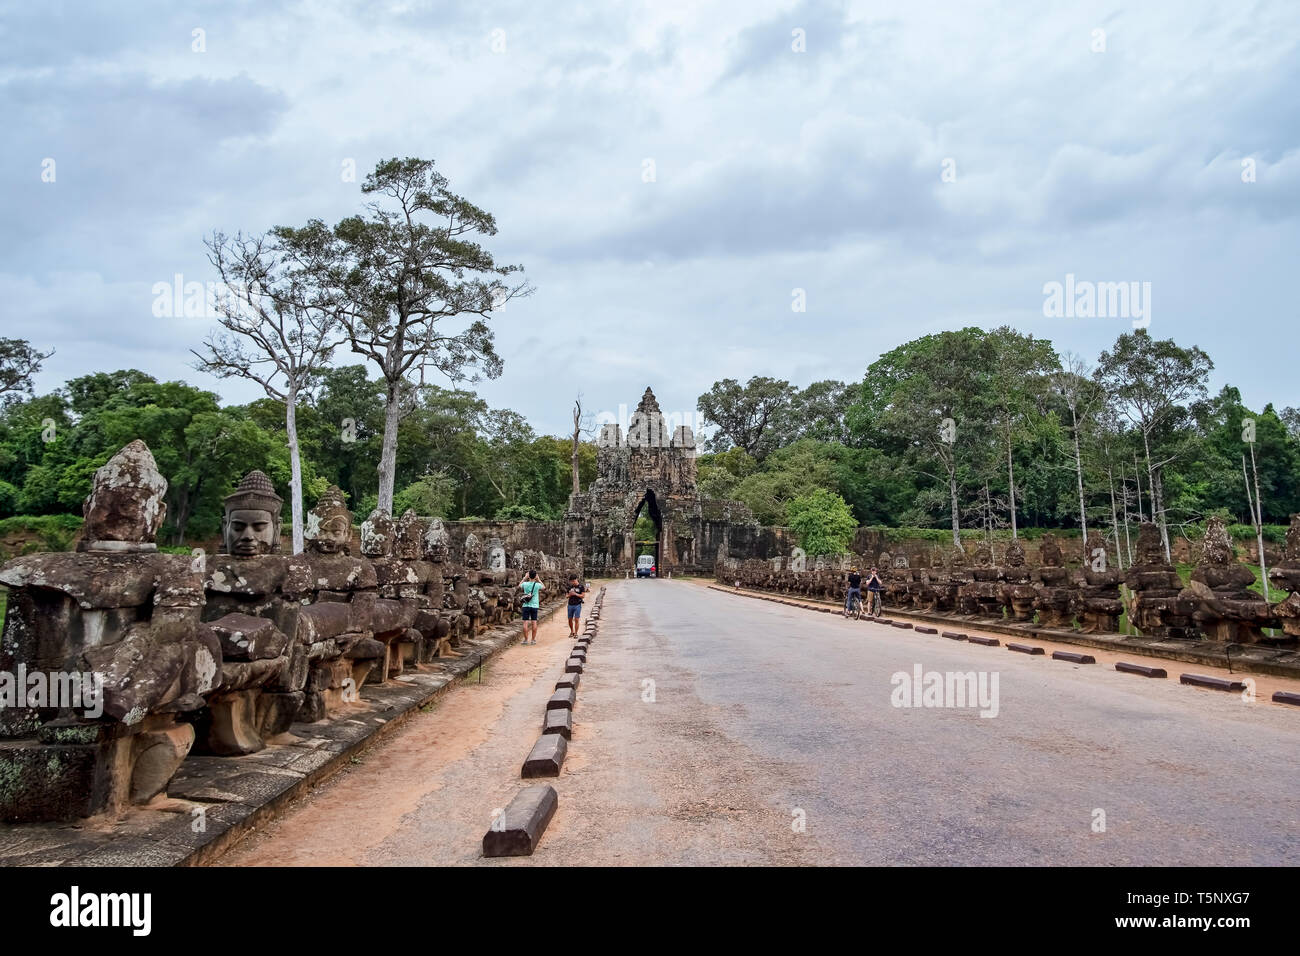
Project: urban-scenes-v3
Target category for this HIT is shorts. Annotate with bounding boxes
[567,604,582,619]
[521,606,538,621]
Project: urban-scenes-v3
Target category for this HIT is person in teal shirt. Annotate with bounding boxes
[520,570,543,645]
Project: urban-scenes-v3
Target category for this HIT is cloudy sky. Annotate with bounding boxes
[2,0,1298,437]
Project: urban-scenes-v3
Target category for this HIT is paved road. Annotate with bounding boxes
[221,579,1300,866]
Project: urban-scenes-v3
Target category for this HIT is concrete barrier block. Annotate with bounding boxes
[1115,661,1167,678]
[1272,691,1300,706]
[543,708,572,739]
[1007,643,1045,656]
[555,673,579,691]
[891,621,914,629]
[968,635,1000,646]
[482,784,558,857]
[914,626,938,635]
[547,687,576,712]
[1051,651,1096,664]
[521,734,567,778]
[1179,673,1245,692]
[941,631,968,641]
[565,658,584,673]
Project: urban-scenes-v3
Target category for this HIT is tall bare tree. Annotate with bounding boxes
[193,230,341,554]
[1051,351,1104,544]
[571,396,584,495]
[275,157,532,511]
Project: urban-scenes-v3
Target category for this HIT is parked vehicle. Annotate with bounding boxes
[636,554,656,578]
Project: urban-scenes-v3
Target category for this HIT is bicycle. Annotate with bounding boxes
[844,590,864,620]
[865,589,882,618]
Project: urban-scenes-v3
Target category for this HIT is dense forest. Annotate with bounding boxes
[695,327,1299,558]
[0,362,595,546]
[3,324,1296,564]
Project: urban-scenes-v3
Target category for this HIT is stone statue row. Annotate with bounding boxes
[0,440,575,823]
[721,517,1300,645]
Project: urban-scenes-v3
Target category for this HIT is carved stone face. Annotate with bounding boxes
[1005,541,1026,568]
[1136,522,1164,565]
[310,516,351,555]
[463,533,482,569]
[423,519,449,563]
[360,509,395,558]
[1199,516,1234,566]
[395,510,424,561]
[1040,535,1063,567]
[226,508,277,557]
[80,439,169,549]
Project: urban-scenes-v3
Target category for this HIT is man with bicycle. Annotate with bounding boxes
[844,567,863,616]
[865,566,884,618]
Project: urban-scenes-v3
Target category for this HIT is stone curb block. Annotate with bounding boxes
[941,631,968,641]
[1115,661,1167,678]
[968,635,1000,646]
[1051,651,1096,664]
[543,708,572,739]
[890,621,914,629]
[547,687,576,712]
[521,734,568,778]
[565,658,584,673]
[914,626,938,635]
[1272,691,1300,706]
[1179,673,1245,692]
[555,673,579,691]
[1007,643,1045,655]
[482,784,558,857]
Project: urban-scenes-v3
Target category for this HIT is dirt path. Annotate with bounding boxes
[216,604,582,866]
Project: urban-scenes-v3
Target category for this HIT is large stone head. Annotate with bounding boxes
[360,508,395,558]
[463,532,482,569]
[305,486,353,555]
[80,439,169,551]
[974,545,993,568]
[950,546,968,569]
[1005,540,1027,568]
[1136,522,1164,565]
[1039,534,1063,568]
[423,518,449,563]
[1199,515,1234,566]
[1285,514,1300,563]
[395,510,426,561]
[220,470,283,557]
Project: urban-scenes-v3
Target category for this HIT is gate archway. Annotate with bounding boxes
[631,489,662,570]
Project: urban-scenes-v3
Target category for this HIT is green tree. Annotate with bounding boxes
[787,488,857,556]
[850,329,998,545]
[697,376,794,460]
[274,157,532,512]
[394,471,458,517]
[1095,330,1213,560]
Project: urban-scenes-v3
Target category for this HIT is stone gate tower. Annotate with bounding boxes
[564,387,756,573]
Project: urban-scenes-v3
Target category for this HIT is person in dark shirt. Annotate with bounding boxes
[845,568,863,614]
[565,574,585,636]
[865,567,884,618]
